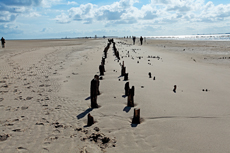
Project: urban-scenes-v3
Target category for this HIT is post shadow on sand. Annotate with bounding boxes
[122,95,127,98]
[131,123,138,127]
[123,106,131,113]
[77,108,93,119]
[85,96,91,100]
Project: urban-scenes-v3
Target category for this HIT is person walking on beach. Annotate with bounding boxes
[1,37,5,48]
[140,36,143,45]
[132,36,136,45]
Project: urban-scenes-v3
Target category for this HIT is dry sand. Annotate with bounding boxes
[0,38,230,153]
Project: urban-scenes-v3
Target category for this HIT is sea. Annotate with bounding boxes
[146,34,230,41]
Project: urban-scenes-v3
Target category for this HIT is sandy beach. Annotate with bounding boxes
[0,38,230,153]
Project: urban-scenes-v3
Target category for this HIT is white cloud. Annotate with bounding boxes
[55,0,141,24]
[67,1,78,5]
[41,0,62,8]
[40,27,52,32]
[55,13,71,23]
[24,12,41,17]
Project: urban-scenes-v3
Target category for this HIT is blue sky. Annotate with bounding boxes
[1,0,230,39]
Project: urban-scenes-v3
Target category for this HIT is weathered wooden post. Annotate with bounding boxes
[132,109,140,124]
[102,57,105,65]
[121,66,126,76]
[131,86,135,96]
[87,113,94,126]
[127,86,134,107]
[125,82,130,96]
[148,72,151,78]
[173,85,177,93]
[124,73,128,81]
[99,63,105,76]
[91,76,99,108]
[153,76,155,80]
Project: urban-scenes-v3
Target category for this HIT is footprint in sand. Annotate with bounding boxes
[41,148,49,153]
[12,129,22,132]
[21,106,28,110]
[35,123,44,125]
[0,98,4,102]
[17,147,28,152]
[55,105,62,109]
[4,123,14,126]
[26,97,33,100]
[0,134,10,141]
[45,135,58,141]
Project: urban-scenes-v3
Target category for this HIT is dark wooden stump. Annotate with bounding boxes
[124,73,128,81]
[148,72,151,78]
[127,86,134,107]
[132,109,140,124]
[173,85,177,93]
[91,96,98,108]
[102,58,105,65]
[121,66,126,76]
[153,76,155,80]
[99,65,105,76]
[131,86,135,96]
[87,113,94,126]
[91,77,99,108]
[125,82,130,96]
[127,94,134,107]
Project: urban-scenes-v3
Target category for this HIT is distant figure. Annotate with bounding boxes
[132,36,136,45]
[140,36,143,45]
[1,37,5,48]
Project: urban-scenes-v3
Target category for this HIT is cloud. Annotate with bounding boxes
[0,24,23,35]
[0,0,44,23]
[67,1,78,5]
[41,0,62,8]
[197,3,230,23]
[0,0,42,7]
[55,0,140,24]
[0,12,17,22]
[40,27,52,32]
[55,13,71,24]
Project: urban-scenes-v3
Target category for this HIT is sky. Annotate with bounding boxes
[1,0,230,39]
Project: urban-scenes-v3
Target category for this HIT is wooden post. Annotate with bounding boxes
[91,96,98,108]
[127,86,134,107]
[99,64,105,76]
[124,73,128,81]
[127,94,134,107]
[148,72,151,78]
[102,58,105,65]
[173,85,177,93]
[125,82,130,96]
[121,66,126,76]
[132,109,140,124]
[131,86,135,96]
[91,76,99,108]
[87,113,94,126]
